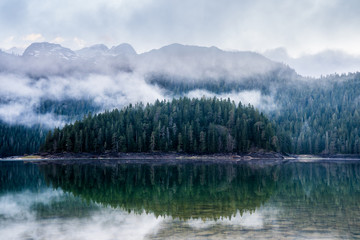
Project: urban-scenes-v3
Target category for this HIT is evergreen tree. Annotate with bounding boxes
[41,97,285,154]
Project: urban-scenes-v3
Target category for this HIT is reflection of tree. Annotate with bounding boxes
[275,162,360,210]
[0,162,46,193]
[266,162,360,237]
[39,161,278,220]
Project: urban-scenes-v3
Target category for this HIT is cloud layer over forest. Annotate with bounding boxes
[0,42,296,127]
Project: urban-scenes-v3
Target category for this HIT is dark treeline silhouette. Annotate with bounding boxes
[41,97,289,154]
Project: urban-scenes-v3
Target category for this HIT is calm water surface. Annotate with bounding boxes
[0,159,360,239]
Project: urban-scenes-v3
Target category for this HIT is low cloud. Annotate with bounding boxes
[52,37,65,44]
[0,71,277,128]
[0,43,284,128]
[0,72,167,127]
[73,37,87,49]
[23,33,44,42]
[186,89,277,112]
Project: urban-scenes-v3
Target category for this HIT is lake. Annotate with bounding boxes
[0,159,360,239]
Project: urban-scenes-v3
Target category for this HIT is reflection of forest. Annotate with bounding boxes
[0,161,46,193]
[39,161,279,220]
[275,162,360,205]
[273,162,360,234]
[38,161,360,221]
[2,160,360,238]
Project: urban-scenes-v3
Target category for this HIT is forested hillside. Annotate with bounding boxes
[0,122,44,157]
[0,99,100,157]
[41,97,288,153]
[271,73,360,154]
[3,73,360,156]
[149,72,360,154]
[2,43,360,157]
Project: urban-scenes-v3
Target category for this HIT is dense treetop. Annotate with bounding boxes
[41,97,287,154]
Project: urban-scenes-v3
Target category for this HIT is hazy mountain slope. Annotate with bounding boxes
[0,42,359,156]
[0,42,296,127]
[138,44,283,79]
[23,42,77,60]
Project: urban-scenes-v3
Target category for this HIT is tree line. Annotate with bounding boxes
[41,97,288,154]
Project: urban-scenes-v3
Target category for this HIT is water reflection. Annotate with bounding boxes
[0,161,45,193]
[0,160,360,239]
[39,160,279,220]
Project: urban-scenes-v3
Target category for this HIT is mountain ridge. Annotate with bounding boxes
[3,41,296,81]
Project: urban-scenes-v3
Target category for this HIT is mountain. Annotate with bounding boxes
[4,47,24,56]
[0,42,297,88]
[0,49,23,72]
[109,43,137,56]
[136,43,298,94]
[0,42,296,78]
[138,43,289,80]
[76,44,109,58]
[76,43,137,59]
[23,42,77,60]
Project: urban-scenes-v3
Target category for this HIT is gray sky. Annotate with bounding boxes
[1,0,360,56]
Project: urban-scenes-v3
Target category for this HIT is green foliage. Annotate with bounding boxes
[0,161,46,193]
[0,97,99,157]
[272,72,360,154]
[0,122,44,157]
[41,97,283,153]
[35,98,100,121]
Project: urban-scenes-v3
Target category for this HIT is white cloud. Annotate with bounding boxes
[23,33,44,42]
[0,0,360,56]
[0,72,167,127]
[52,37,65,44]
[0,36,15,50]
[186,89,278,112]
[73,37,86,49]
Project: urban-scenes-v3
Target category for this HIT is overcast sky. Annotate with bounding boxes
[1,0,360,57]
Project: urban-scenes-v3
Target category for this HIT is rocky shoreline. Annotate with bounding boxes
[4,152,360,163]
[4,151,285,161]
